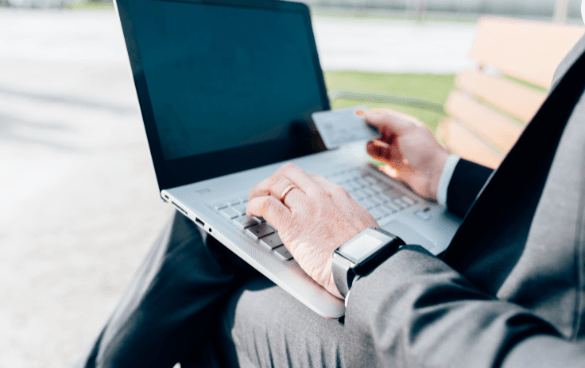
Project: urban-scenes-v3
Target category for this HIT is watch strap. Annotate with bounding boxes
[332,252,353,298]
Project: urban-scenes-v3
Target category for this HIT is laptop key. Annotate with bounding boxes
[375,194,390,204]
[392,198,407,209]
[369,207,387,221]
[354,177,369,188]
[358,198,374,210]
[414,209,432,221]
[227,198,241,206]
[260,233,283,249]
[233,215,259,230]
[273,245,293,261]
[221,207,240,219]
[246,223,275,239]
[363,175,378,185]
[233,203,247,215]
[377,206,391,216]
[380,183,394,192]
[370,183,387,193]
[401,195,416,205]
[361,187,376,197]
[344,181,360,192]
[365,196,381,207]
[384,202,400,213]
[351,189,367,201]
[386,189,404,198]
[214,202,229,210]
[367,184,381,194]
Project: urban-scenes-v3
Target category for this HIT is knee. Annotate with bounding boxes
[225,279,346,368]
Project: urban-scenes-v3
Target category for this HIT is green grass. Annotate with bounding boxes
[324,71,456,133]
[312,9,480,24]
[504,75,549,94]
[65,1,114,10]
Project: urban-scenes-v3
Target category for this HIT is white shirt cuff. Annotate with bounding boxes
[436,154,460,206]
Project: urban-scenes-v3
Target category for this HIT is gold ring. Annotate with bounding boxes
[280,185,299,202]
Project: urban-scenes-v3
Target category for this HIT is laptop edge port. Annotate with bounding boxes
[170,201,188,216]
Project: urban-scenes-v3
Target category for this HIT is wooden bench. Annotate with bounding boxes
[437,17,585,168]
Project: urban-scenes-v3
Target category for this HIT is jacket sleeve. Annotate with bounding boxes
[343,246,585,368]
[446,159,493,218]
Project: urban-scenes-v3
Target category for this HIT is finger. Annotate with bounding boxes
[246,196,291,230]
[249,174,297,201]
[309,173,360,211]
[309,174,378,229]
[364,110,413,139]
[366,140,389,157]
[366,140,395,165]
[279,184,305,209]
[309,174,354,206]
[249,174,307,210]
[277,163,322,197]
[370,107,421,124]
[309,174,343,196]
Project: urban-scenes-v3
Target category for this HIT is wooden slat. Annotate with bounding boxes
[456,69,547,123]
[445,91,525,153]
[437,119,502,169]
[470,17,585,88]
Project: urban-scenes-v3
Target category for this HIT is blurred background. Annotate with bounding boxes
[1,0,583,367]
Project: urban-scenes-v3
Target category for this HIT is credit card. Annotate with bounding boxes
[312,106,382,149]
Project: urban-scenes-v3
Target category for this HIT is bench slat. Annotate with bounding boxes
[437,118,503,169]
[445,91,525,153]
[470,17,585,89]
[456,69,547,123]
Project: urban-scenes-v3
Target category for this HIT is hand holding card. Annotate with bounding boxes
[312,106,382,149]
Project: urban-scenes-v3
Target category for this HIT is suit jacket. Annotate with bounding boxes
[343,34,585,367]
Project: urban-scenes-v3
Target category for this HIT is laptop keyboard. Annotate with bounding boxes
[213,167,418,262]
[214,197,293,260]
[326,167,418,219]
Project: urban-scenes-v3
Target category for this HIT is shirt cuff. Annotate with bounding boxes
[436,154,460,206]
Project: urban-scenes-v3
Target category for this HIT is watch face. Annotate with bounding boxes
[338,232,384,263]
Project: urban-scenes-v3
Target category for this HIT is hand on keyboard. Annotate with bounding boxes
[246,163,379,299]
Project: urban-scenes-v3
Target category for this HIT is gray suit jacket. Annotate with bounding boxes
[343,35,585,367]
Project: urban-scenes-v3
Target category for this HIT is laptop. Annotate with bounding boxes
[114,0,462,318]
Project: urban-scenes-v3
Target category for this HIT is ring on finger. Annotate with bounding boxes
[280,185,299,203]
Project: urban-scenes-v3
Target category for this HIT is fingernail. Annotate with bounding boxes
[373,140,388,147]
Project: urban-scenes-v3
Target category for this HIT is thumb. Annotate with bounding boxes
[362,109,413,138]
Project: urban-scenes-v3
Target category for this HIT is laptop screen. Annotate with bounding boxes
[118,0,329,190]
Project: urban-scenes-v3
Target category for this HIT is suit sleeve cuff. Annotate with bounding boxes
[436,154,460,205]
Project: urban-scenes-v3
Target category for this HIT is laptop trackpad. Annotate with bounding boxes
[381,221,437,253]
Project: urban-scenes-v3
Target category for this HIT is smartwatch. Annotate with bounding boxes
[332,228,405,298]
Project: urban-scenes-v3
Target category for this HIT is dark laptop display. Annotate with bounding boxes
[117,0,329,190]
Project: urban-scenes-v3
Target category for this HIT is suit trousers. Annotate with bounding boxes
[73,211,345,368]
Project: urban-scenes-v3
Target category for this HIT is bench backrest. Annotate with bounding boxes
[437,17,585,168]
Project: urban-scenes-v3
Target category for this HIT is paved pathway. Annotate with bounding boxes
[314,17,477,73]
[0,8,476,368]
[1,9,478,72]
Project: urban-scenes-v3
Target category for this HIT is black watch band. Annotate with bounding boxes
[332,253,355,299]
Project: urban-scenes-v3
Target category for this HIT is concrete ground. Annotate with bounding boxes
[0,8,476,368]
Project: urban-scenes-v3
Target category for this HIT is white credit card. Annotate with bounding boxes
[312,105,382,149]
